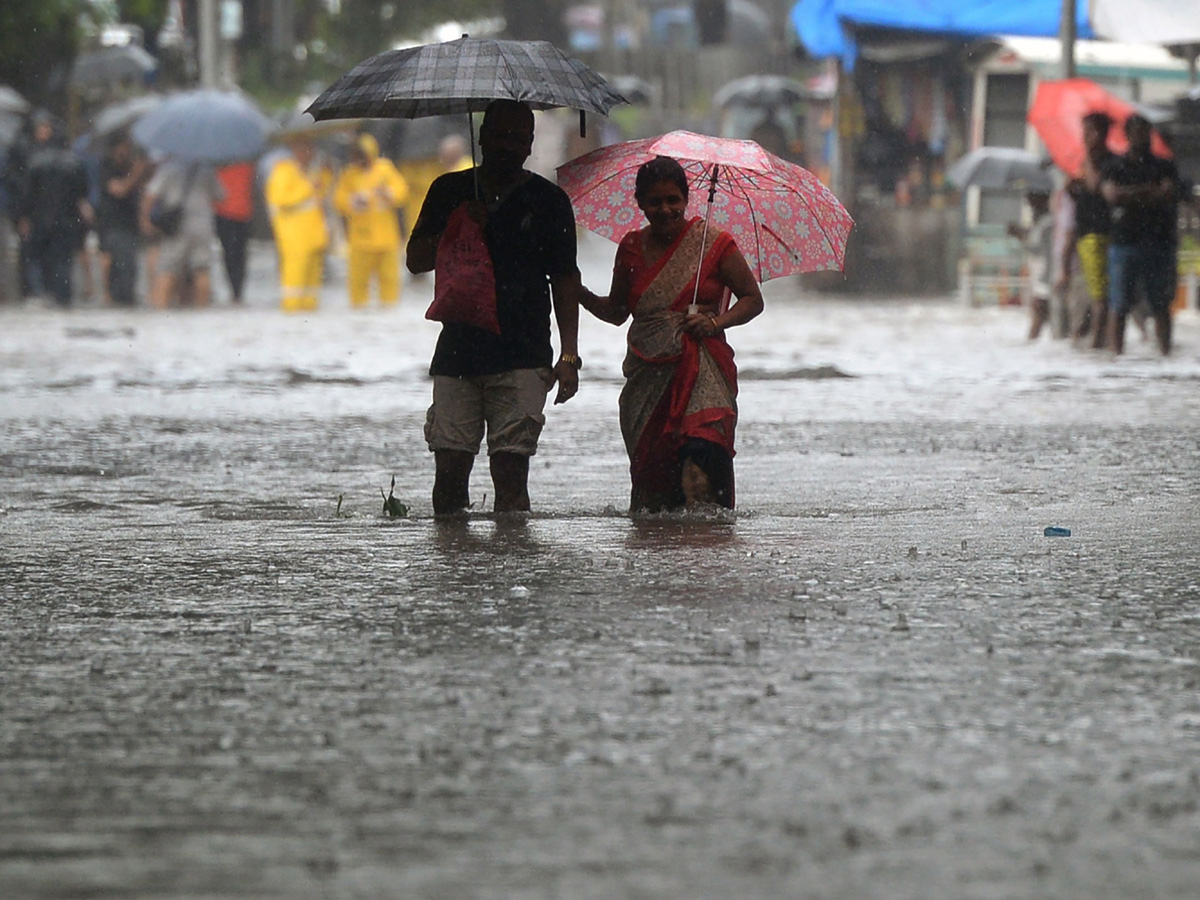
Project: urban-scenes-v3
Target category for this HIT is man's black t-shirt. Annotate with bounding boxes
[1070,151,1115,238]
[412,169,579,378]
[1100,151,1179,247]
[96,158,140,235]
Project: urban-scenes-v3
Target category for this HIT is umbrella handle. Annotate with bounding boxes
[689,165,720,314]
[461,33,481,201]
[468,110,479,200]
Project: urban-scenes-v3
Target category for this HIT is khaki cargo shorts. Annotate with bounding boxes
[157,227,214,275]
[425,368,553,457]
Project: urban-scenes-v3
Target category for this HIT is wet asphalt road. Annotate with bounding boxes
[2,237,1200,898]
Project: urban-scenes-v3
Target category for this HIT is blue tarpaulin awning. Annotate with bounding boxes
[791,0,1095,67]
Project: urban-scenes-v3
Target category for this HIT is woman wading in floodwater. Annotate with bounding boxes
[580,155,764,513]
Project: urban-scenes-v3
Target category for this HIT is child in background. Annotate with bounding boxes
[1008,190,1054,340]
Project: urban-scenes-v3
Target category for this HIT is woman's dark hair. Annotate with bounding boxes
[635,155,689,203]
[1124,113,1151,136]
[674,438,734,509]
[1082,111,1112,136]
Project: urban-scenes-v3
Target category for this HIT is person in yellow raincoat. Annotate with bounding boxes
[398,134,473,258]
[265,135,330,313]
[334,133,410,308]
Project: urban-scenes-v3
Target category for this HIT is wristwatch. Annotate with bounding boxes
[559,353,583,370]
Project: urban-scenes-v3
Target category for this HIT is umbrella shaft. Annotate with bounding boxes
[691,164,719,312]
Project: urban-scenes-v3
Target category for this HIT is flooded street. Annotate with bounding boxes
[3,235,1200,898]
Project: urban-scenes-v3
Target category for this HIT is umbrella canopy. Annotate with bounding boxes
[92,94,163,141]
[272,111,364,143]
[0,112,22,151]
[0,85,30,116]
[713,75,812,110]
[132,90,273,162]
[557,131,853,280]
[1091,0,1200,45]
[305,36,628,121]
[1028,78,1173,179]
[70,45,158,89]
[607,75,656,107]
[946,146,1054,192]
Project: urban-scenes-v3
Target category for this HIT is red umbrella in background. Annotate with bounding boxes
[1028,78,1172,178]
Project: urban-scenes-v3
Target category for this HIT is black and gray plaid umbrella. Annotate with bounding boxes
[304,36,628,121]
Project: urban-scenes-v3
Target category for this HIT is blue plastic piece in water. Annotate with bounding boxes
[1043,526,1072,537]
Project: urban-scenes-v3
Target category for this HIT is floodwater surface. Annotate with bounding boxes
[2,237,1200,898]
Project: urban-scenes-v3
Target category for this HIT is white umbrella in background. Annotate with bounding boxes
[91,94,163,141]
[946,147,1054,193]
[0,85,30,117]
[1090,0,1200,45]
[70,45,158,89]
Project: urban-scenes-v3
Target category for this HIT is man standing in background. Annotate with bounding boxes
[17,113,91,307]
[333,133,409,309]
[96,133,149,307]
[1101,114,1180,355]
[1061,112,1115,348]
[265,134,330,313]
[214,160,255,304]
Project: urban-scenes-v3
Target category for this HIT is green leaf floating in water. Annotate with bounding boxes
[381,476,408,518]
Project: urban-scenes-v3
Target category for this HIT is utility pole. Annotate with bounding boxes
[199,0,218,87]
[271,0,296,88]
[1059,0,1076,80]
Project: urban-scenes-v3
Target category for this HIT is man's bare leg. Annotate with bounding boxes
[1107,309,1126,355]
[433,449,473,515]
[490,452,530,513]
[1028,297,1049,340]
[1090,302,1108,349]
[191,270,211,308]
[151,272,176,310]
[1153,308,1172,355]
[1131,303,1149,341]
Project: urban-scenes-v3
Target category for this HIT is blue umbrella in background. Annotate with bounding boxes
[92,93,163,142]
[132,90,273,161]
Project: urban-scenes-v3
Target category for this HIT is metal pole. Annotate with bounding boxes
[199,0,218,87]
[689,165,720,313]
[1059,0,1076,80]
[830,60,845,199]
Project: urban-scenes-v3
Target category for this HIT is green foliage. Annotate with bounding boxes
[318,0,499,69]
[0,0,84,104]
[243,0,500,105]
[0,0,167,110]
[116,0,170,36]
[381,476,408,518]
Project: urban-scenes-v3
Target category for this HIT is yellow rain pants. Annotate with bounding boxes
[266,156,329,313]
[334,135,410,308]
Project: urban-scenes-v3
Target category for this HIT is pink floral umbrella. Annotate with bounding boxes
[556,131,853,281]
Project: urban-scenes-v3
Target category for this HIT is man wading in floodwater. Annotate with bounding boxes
[406,99,600,515]
[1100,114,1181,355]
